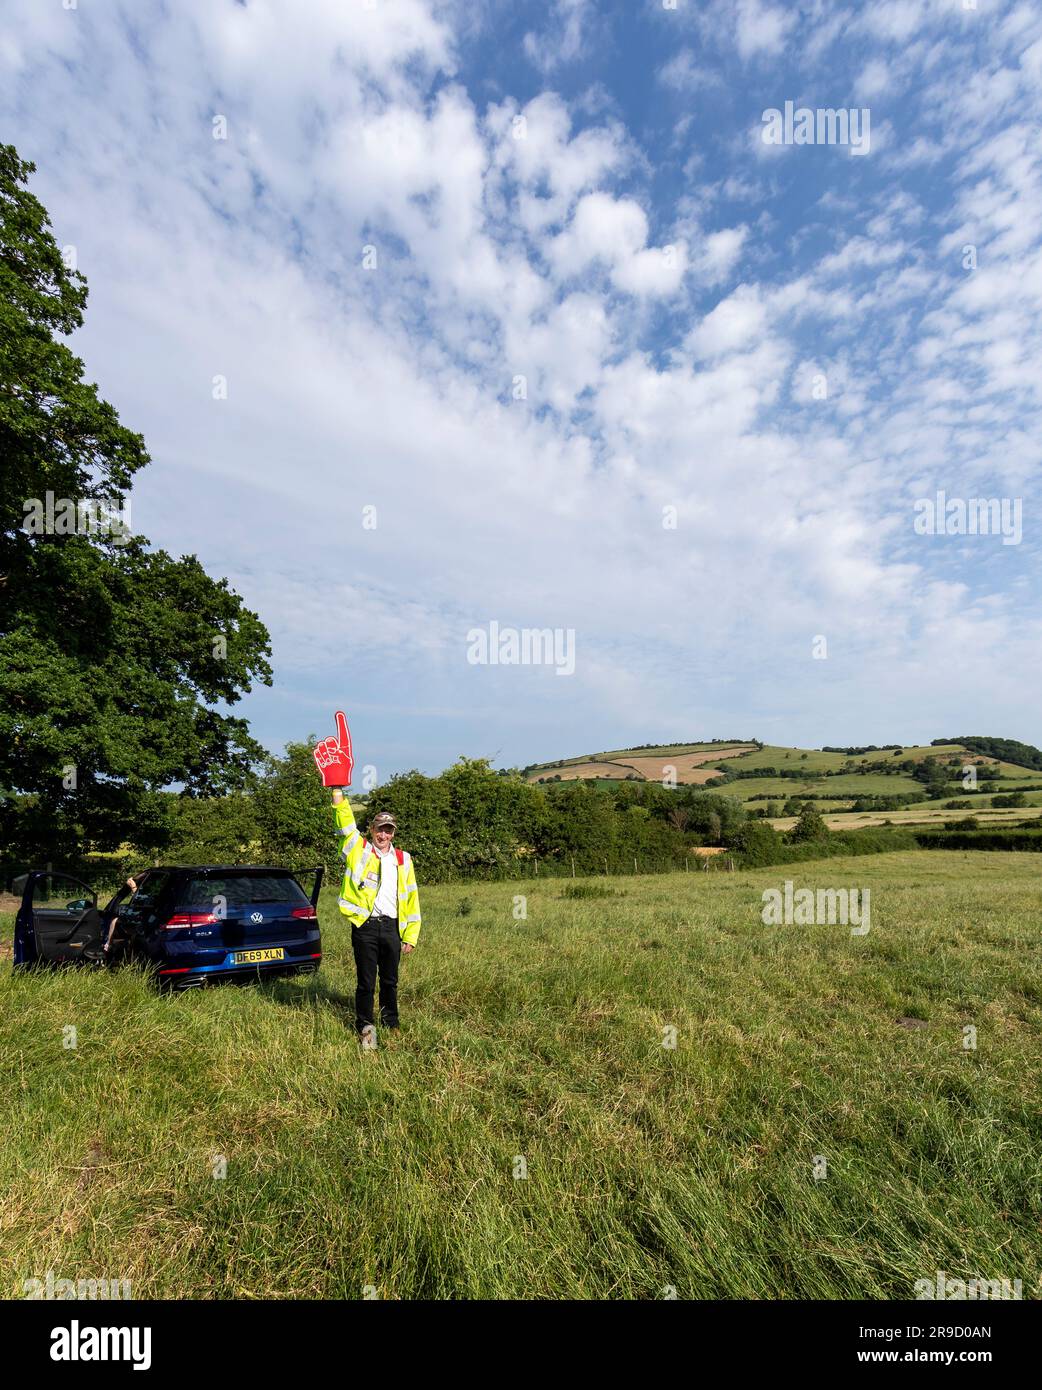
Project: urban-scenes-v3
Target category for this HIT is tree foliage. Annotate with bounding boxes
[253,739,331,866]
[788,804,829,842]
[0,145,272,862]
[936,736,1042,772]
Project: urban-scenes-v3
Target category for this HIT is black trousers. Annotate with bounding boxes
[351,914,401,1030]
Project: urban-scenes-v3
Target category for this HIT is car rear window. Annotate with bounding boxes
[183,875,308,907]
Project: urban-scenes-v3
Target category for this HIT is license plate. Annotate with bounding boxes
[233,947,285,964]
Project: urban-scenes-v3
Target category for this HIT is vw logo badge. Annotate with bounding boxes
[250,911,263,924]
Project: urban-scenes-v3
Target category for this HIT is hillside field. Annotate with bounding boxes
[526,740,1041,811]
[2,851,1039,1300]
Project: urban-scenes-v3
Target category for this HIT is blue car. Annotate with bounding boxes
[11,865,324,991]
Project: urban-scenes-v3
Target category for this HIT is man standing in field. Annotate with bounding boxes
[313,712,422,1041]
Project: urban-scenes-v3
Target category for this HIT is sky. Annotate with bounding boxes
[3,0,1041,780]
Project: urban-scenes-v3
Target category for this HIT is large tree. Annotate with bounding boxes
[0,145,272,863]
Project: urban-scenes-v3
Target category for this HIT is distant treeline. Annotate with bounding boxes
[820,744,903,755]
[744,794,929,818]
[343,762,746,879]
[735,821,918,867]
[725,765,910,782]
[65,750,748,883]
[914,826,1042,852]
[932,736,1042,772]
[724,766,820,781]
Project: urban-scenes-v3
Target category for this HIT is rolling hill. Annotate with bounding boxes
[522,739,1042,824]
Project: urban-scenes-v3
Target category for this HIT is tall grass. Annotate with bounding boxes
[1,850,1039,1299]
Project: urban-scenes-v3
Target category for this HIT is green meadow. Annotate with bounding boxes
[714,772,926,800]
[2,850,1039,1300]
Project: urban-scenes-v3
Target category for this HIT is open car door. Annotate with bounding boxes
[300,866,325,909]
[13,870,105,967]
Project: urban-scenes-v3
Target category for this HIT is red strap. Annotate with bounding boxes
[395,848,404,867]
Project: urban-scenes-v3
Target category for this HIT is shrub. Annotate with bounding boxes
[733,820,783,866]
[915,828,1042,851]
[789,805,829,842]
[992,792,1027,808]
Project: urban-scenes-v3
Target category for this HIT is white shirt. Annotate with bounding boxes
[372,844,398,918]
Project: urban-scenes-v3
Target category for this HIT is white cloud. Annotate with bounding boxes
[491,92,630,235]
[696,226,748,284]
[858,0,930,44]
[523,0,594,74]
[511,293,612,410]
[734,0,794,59]
[549,191,686,296]
[817,237,905,278]
[686,283,768,358]
[657,48,722,91]
[855,58,892,97]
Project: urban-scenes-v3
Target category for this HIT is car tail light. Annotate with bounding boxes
[292,906,317,919]
[163,912,219,928]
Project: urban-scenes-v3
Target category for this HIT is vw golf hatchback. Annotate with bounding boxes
[12,865,324,991]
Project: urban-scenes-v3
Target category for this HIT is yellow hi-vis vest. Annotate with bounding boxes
[334,800,422,945]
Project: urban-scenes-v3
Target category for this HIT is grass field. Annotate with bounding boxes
[2,851,1040,1300]
[728,743,974,771]
[534,741,756,770]
[714,772,928,799]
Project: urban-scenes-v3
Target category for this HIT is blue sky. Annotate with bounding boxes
[3,0,1041,780]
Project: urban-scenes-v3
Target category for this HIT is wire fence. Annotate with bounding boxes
[410,853,738,885]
